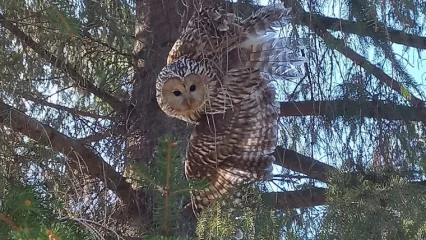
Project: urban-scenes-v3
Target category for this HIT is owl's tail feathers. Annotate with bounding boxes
[190,164,272,216]
[221,154,274,180]
[244,37,307,79]
[191,167,243,215]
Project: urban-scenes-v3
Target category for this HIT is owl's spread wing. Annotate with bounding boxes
[167,7,243,65]
[167,4,299,65]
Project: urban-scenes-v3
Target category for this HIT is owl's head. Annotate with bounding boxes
[156,57,216,123]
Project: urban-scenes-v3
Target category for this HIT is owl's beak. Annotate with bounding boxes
[186,97,191,108]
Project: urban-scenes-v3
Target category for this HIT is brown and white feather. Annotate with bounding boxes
[156,4,306,216]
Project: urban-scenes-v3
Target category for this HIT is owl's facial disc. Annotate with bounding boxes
[162,74,206,113]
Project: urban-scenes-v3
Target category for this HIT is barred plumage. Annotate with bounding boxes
[185,82,278,212]
[156,4,305,215]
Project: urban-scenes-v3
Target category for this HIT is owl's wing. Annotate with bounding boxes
[167,7,243,65]
[241,37,307,79]
[205,38,306,116]
[238,4,307,79]
[203,4,306,114]
[185,82,278,215]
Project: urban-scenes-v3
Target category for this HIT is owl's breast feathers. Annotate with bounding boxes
[185,85,278,214]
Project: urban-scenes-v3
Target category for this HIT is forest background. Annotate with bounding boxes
[0,0,426,239]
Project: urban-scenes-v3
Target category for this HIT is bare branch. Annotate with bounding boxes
[262,188,327,209]
[273,147,335,183]
[0,98,140,208]
[280,100,426,123]
[0,14,126,112]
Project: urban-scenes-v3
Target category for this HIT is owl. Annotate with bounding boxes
[156,4,306,215]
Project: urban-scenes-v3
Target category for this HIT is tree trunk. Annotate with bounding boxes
[123,0,220,237]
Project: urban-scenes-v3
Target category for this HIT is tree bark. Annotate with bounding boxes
[126,0,221,236]
[279,100,426,123]
[262,188,327,209]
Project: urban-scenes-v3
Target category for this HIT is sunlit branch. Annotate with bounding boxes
[0,98,140,208]
[0,14,126,112]
[317,30,423,106]
[283,0,424,108]
[25,95,109,119]
[273,147,335,183]
[309,29,422,106]
[241,1,426,49]
[262,188,327,209]
[297,12,426,50]
[279,100,426,123]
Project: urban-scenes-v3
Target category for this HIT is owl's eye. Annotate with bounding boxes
[189,85,196,92]
[173,91,182,96]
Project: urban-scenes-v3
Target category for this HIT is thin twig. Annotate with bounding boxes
[0,14,126,111]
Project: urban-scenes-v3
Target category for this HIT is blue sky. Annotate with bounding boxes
[255,1,426,236]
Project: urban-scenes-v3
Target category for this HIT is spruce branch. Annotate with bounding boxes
[0,214,20,231]
[133,135,190,237]
[0,98,138,209]
[24,95,109,119]
[273,147,334,183]
[279,100,426,123]
[0,174,91,239]
[299,12,426,50]
[284,1,425,109]
[237,1,426,49]
[163,138,178,236]
[305,26,423,106]
[317,30,423,106]
[76,129,119,143]
[0,14,126,112]
[47,3,79,38]
[262,188,327,209]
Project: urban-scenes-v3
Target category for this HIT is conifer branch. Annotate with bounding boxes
[285,0,425,108]
[163,139,177,236]
[77,129,118,143]
[279,100,426,124]
[273,147,335,183]
[0,98,138,208]
[0,14,126,112]
[242,1,426,49]
[0,214,20,230]
[262,188,327,209]
[316,28,423,106]
[24,95,109,119]
[297,12,426,50]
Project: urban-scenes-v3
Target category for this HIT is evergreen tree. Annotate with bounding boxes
[0,0,425,239]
